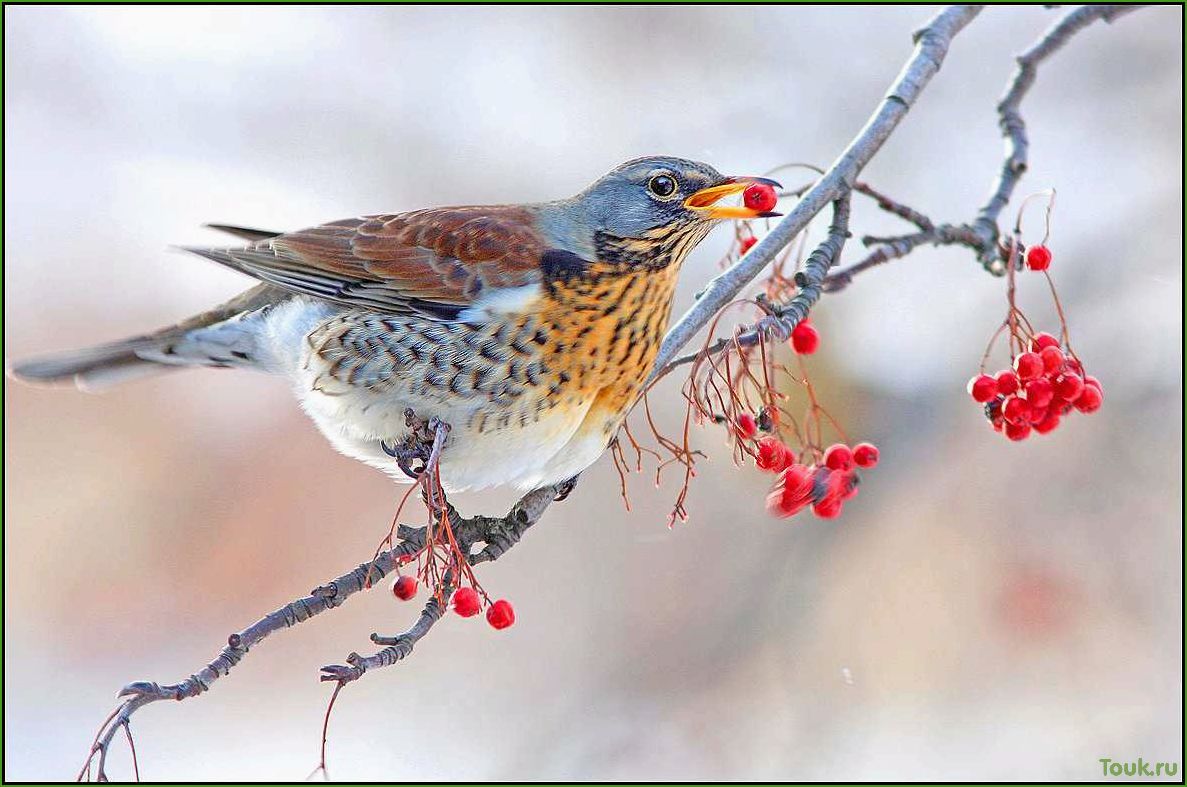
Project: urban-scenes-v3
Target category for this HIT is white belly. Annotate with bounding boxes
[261,298,608,492]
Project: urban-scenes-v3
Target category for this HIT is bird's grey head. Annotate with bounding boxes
[573,155,781,239]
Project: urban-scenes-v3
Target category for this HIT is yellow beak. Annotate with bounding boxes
[684,176,783,219]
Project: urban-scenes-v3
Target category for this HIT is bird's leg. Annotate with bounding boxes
[381,409,447,480]
[552,473,581,502]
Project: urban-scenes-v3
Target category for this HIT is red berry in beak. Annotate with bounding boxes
[743,183,778,213]
[486,599,515,630]
[452,587,482,617]
[736,413,758,439]
[392,575,418,601]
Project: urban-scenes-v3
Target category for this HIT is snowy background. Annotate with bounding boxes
[4,5,1182,780]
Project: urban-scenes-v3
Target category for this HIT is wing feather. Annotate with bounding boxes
[184,206,550,319]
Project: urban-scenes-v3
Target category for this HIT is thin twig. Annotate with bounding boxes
[968,4,1145,270]
[822,4,1148,290]
[78,470,564,780]
[650,5,982,378]
[653,195,852,384]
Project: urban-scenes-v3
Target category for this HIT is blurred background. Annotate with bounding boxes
[3,5,1182,780]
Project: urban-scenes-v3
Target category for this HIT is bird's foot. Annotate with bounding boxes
[382,410,451,480]
[553,474,581,502]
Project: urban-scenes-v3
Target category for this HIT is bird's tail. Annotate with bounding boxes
[7,283,288,392]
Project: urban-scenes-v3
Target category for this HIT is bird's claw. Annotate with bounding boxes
[553,475,581,502]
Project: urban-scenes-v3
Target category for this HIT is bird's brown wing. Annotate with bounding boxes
[184,206,548,319]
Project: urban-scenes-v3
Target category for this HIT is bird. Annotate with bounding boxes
[9,156,779,493]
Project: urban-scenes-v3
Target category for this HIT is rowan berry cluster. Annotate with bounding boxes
[969,331,1102,440]
[746,431,880,520]
[392,574,516,630]
[970,231,1102,440]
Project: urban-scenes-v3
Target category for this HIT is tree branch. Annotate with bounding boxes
[79,437,565,780]
[823,3,1148,290]
[649,4,983,378]
[651,194,852,384]
[968,4,1146,270]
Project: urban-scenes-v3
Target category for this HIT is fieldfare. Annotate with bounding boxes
[10,156,779,491]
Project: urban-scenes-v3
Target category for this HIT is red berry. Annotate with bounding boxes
[1083,375,1102,393]
[1024,378,1054,409]
[736,413,758,439]
[968,374,998,403]
[452,587,481,618]
[766,464,815,519]
[1014,352,1044,381]
[1033,411,1061,434]
[1026,245,1052,271]
[743,183,778,213]
[392,575,418,601]
[1004,420,1032,441]
[1054,373,1084,402]
[1002,396,1031,425]
[812,497,843,519]
[1039,346,1065,374]
[996,370,1020,396]
[486,599,515,630]
[1074,384,1103,413]
[739,236,758,254]
[756,436,794,472]
[852,442,879,468]
[1030,332,1060,352]
[823,443,854,471]
[790,321,819,355]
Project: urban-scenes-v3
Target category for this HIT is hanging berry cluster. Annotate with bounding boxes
[670,184,880,524]
[969,194,1103,441]
[694,316,882,524]
[369,421,517,632]
[761,439,880,519]
[970,330,1102,440]
[390,551,517,630]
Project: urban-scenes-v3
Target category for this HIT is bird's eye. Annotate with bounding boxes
[647,174,678,199]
